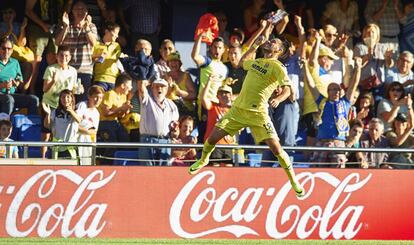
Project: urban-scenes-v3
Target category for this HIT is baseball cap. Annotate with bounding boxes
[218,85,232,94]
[319,47,339,60]
[152,78,169,87]
[167,51,181,61]
[0,112,10,121]
[395,113,408,122]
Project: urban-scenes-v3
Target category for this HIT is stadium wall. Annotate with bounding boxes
[0,166,412,240]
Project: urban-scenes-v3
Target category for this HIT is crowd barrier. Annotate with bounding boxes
[0,166,412,240]
[1,141,414,168]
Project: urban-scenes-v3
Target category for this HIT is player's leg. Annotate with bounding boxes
[188,126,229,175]
[263,138,305,197]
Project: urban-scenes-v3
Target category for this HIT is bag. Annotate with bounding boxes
[360,74,381,90]
[11,44,35,62]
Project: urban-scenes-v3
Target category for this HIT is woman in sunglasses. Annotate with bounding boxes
[377,81,412,133]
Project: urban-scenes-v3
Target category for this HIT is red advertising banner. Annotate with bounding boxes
[0,166,413,240]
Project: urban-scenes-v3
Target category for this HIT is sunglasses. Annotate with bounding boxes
[391,88,403,92]
[325,33,338,38]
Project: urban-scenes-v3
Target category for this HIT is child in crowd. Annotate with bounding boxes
[41,45,80,158]
[45,90,80,160]
[356,91,375,129]
[0,119,18,159]
[170,116,197,166]
[92,21,122,91]
[76,85,105,165]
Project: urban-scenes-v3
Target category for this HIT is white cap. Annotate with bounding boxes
[0,113,10,121]
[152,78,169,87]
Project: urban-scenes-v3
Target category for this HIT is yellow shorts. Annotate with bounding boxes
[215,106,278,143]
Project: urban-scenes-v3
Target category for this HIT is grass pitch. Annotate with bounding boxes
[0,239,412,244]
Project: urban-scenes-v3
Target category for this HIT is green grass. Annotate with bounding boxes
[0,239,412,245]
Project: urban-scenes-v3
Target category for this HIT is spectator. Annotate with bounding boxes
[44,89,80,160]
[120,0,161,58]
[304,53,362,168]
[321,0,359,38]
[215,11,230,45]
[191,33,228,141]
[0,36,39,115]
[77,85,104,165]
[97,73,132,161]
[377,81,411,133]
[386,111,414,168]
[164,51,196,117]
[353,23,388,103]
[364,0,403,47]
[358,118,389,168]
[224,45,247,99]
[385,51,414,94]
[41,45,79,158]
[400,1,414,53]
[96,0,127,48]
[243,0,266,39]
[355,91,375,129]
[137,78,179,166]
[344,119,364,168]
[0,7,34,93]
[170,116,197,166]
[25,0,66,94]
[155,39,176,79]
[201,75,235,167]
[0,119,18,159]
[301,30,338,151]
[92,21,121,92]
[56,0,98,102]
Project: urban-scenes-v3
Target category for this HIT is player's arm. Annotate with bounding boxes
[269,85,291,108]
[240,35,266,66]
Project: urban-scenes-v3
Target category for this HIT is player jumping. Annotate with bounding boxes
[188,33,305,198]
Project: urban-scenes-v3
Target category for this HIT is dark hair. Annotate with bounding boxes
[115,73,132,88]
[385,81,405,100]
[57,45,71,54]
[0,35,14,46]
[179,115,194,125]
[57,89,76,111]
[88,85,105,97]
[0,119,12,129]
[349,119,364,129]
[212,37,224,45]
[230,28,245,43]
[103,21,120,32]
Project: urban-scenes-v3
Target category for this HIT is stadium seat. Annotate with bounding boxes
[11,114,43,158]
[114,151,140,166]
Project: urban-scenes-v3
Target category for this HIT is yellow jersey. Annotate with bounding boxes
[233,58,291,113]
[92,41,121,83]
[98,90,127,121]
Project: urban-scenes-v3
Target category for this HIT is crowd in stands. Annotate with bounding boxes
[1,0,414,169]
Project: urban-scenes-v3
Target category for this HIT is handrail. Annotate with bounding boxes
[1,141,414,153]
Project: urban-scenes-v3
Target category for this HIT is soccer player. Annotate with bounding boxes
[188,34,305,198]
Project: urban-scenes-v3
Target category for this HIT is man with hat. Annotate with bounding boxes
[200,74,234,167]
[301,31,342,154]
[189,30,305,198]
[137,77,179,166]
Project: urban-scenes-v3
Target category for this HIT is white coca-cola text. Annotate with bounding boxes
[4,169,116,238]
[170,171,371,239]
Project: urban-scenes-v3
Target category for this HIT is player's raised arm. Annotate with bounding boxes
[240,35,266,66]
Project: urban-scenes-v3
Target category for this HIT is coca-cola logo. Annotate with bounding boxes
[170,171,371,239]
[3,169,116,238]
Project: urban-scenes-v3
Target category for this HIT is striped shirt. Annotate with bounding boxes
[61,23,98,74]
[365,0,401,37]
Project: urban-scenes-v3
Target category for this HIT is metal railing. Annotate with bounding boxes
[1,141,414,166]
